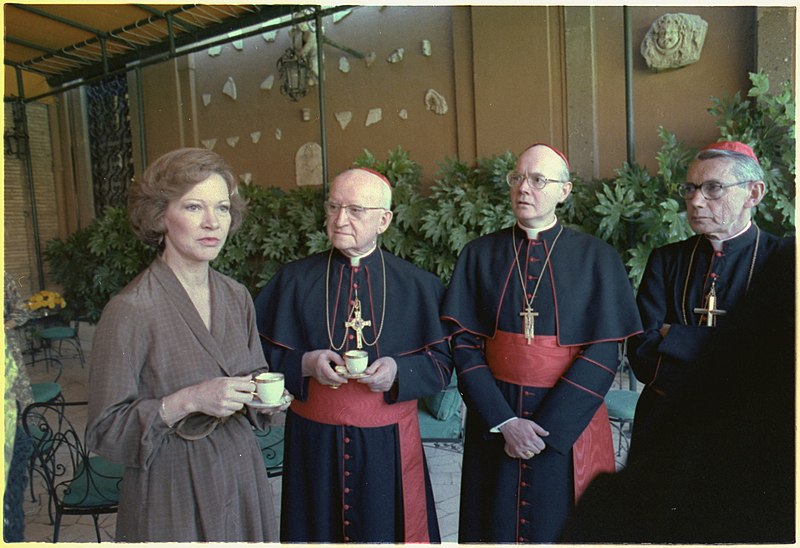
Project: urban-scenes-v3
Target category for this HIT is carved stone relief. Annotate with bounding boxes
[641,13,708,72]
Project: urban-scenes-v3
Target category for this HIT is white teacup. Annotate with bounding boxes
[254,372,284,404]
[343,350,368,374]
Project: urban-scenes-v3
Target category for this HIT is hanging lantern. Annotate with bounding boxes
[277,45,311,102]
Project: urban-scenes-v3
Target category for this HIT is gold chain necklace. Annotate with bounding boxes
[512,225,563,344]
[680,227,760,325]
[325,247,387,351]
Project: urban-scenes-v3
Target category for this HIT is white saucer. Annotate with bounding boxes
[246,393,293,409]
[334,365,371,379]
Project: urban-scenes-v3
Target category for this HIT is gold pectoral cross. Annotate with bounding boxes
[520,305,538,344]
[694,282,726,327]
[344,296,372,349]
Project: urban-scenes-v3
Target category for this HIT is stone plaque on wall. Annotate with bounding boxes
[295,142,323,187]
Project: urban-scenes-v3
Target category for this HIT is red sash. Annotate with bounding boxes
[291,380,429,542]
[486,331,615,503]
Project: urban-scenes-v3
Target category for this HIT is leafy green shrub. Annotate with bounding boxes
[563,71,794,287]
[44,207,154,323]
[708,70,795,235]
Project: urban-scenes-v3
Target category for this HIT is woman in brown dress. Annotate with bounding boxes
[86,148,281,541]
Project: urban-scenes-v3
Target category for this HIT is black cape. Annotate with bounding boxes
[254,247,452,543]
[443,223,641,344]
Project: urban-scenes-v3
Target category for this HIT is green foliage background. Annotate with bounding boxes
[45,72,795,323]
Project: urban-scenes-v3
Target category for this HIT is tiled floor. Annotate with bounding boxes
[19,322,630,543]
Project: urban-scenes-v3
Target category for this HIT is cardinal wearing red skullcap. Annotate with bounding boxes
[627,141,792,460]
[442,143,642,543]
[254,168,452,543]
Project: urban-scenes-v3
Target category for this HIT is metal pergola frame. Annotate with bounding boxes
[4,4,353,290]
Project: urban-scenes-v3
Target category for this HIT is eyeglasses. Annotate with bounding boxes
[679,180,752,200]
[506,171,564,189]
[324,201,386,220]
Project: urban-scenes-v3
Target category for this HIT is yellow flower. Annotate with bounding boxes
[26,290,66,311]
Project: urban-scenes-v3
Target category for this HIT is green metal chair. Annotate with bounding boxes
[253,425,285,478]
[22,400,124,542]
[605,345,640,457]
[40,320,85,368]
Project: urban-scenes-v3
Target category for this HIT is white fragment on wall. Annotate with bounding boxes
[201,138,217,150]
[339,57,350,73]
[250,131,261,144]
[422,39,432,57]
[260,75,275,90]
[398,109,408,120]
[232,40,244,51]
[240,173,253,185]
[333,9,352,23]
[202,94,212,107]
[424,89,448,115]
[262,30,278,43]
[365,52,376,68]
[226,136,240,148]
[275,128,282,140]
[365,108,383,127]
[222,77,237,100]
[335,111,353,130]
[208,46,222,57]
[387,48,404,63]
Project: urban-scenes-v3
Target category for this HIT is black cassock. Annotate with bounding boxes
[442,222,641,543]
[628,223,790,456]
[254,247,452,543]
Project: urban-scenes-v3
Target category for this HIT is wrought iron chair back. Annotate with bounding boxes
[22,400,124,542]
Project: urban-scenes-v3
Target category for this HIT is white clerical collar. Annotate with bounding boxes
[707,220,752,251]
[349,244,377,267]
[518,217,558,240]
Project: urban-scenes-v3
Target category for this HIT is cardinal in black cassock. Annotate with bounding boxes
[254,168,452,543]
[441,144,642,543]
[628,141,792,458]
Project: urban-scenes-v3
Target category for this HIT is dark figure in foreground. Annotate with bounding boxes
[628,141,789,455]
[561,242,794,543]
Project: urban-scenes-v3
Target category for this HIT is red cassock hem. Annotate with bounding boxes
[486,331,615,503]
[291,380,430,542]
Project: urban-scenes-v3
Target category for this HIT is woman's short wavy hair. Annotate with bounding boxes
[128,148,246,248]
